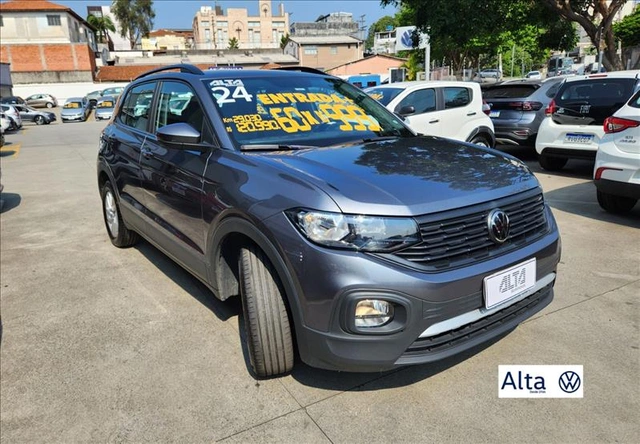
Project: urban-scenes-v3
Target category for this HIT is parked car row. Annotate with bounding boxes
[86,86,125,107]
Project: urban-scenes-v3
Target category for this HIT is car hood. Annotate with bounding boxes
[252,137,539,216]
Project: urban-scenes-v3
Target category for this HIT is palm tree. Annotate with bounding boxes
[87,13,116,46]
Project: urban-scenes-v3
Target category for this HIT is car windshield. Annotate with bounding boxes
[98,101,114,108]
[363,87,404,106]
[206,75,413,147]
[64,102,81,109]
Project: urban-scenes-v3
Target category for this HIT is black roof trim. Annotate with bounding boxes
[134,64,204,80]
[274,66,328,76]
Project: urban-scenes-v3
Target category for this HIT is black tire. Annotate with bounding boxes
[35,115,45,125]
[538,154,568,171]
[100,181,139,248]
[597,190,637,214]
[45,102,53,109]
[239,245,294,378]
[470,135,491,147]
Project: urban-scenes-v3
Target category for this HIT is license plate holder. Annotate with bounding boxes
[564,133,593,144]
[483,258,536,309]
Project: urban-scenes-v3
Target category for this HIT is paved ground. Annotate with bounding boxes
[1,120,639,443]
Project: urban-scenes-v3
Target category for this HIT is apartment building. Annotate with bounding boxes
[86,5,131,51]
[0,0,97,83]
[192,1,289,50]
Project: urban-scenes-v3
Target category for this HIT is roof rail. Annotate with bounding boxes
[274,66,328,76]
[134,64,204,80]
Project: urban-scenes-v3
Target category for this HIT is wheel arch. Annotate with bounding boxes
[466,125,496,147]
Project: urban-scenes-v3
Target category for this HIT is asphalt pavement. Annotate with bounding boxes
[1,120,638,443]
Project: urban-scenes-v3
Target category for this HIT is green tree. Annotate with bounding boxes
[539,0,626,71]
[87,13,116,45]
[366,15,396,51]
[613,5,640,48]
[111,0,155,50]
[279,34,290,52]
[228,37,240,50]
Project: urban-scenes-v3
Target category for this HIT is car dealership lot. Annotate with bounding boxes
[1,124,638,443]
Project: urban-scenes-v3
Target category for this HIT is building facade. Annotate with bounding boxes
[290,12,360,38]
[192,1,289,50]
[141,29,194,51]
[86,5,131,51]
[326,54,406,78]
[0,0,97,83]
[284,35,363,71]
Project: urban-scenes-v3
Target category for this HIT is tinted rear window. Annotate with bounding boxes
[556,79,636,106]
[483,85,538,99]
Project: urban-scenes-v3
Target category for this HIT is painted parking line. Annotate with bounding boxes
[0,143,21,159]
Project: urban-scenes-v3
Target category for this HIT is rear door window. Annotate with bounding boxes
[444,87,471,108]
[395,88,436,114]
[119,82,156,131]
[553,78,637,126]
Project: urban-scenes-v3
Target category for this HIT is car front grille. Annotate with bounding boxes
[389,189,548,272]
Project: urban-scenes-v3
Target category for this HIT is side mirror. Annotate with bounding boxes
[156,122,201,148]
[396,105,416,116]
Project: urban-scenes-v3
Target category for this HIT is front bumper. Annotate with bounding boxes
[265,206,561,372]
[61,115,84,121]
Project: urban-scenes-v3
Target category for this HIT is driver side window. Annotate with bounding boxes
[396,88,436,114]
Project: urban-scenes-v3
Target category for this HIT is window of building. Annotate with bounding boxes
[273,21,285,28]
[201,20,210,27]
[205,29,211,42]
[330,46,338,55]
[248,21,260,27]
[304,46,317,55]
[0,15,4,27]
[47,15,61,26]
[217,21,228,28]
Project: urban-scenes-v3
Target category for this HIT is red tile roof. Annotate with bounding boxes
[0,0,69,11]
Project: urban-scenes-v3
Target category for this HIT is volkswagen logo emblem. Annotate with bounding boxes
[558,371,581,393]
[487,209,510,244]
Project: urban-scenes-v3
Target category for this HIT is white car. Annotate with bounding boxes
[535,70,640,171]
[526,71,542,80]
[593,88,640,213]
[0,104,23,131]
[365,81,495,147]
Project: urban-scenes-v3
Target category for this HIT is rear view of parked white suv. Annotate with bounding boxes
[594,89,640,213]
[365,81,495,147]
[535,71,640,171]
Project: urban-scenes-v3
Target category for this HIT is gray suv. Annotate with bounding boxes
[97,65,561,377]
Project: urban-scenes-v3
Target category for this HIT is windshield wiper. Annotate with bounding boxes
[240,144,317,152]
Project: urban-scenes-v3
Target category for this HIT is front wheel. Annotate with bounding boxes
[35,115,45,125]
[597,190,637,213]
[538,154,568,171]
[100,182,139,248]
[239,245,294,378]
[45,102,53,109]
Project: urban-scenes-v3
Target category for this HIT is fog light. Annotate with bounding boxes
[355,299,394,328]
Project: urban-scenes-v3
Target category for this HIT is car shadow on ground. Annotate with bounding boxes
[134,241,242,322]
[544,181,640,228]
[0,193,21,213]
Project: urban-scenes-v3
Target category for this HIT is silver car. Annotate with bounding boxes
[94,96,116,121]
[61,97,91,122]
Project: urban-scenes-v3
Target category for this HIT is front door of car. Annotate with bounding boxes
[393,88,442,137]
[105,81,157,232]
[139,80,212,279]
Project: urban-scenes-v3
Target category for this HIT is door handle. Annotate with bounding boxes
[429,119,439,124]
[467,112,477,116]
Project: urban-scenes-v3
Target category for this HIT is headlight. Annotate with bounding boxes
[288,210,420,252]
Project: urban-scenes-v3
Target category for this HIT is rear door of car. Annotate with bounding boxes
[439,85,481,140]
[552,77,638,126]
[104,81,158,231]
[138,79,213,278]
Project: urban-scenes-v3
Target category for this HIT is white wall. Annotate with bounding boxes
[13,82,128,103]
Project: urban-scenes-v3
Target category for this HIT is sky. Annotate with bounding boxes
[55,0,396,31]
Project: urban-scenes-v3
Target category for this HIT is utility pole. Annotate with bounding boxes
[358,14,366,42]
